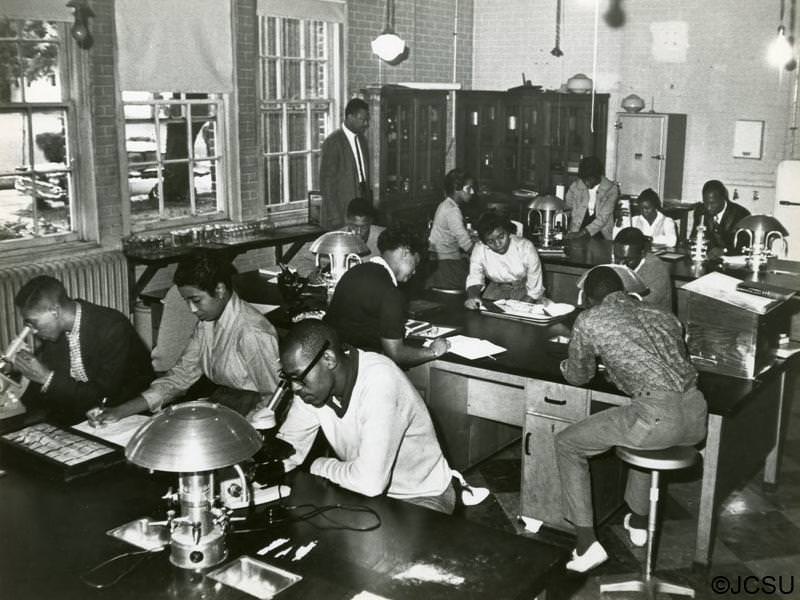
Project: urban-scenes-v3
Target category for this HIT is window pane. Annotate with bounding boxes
[263,17,277,55]
[20,20,59,40]
[32,111,67,169]
[193,160,219,215]
[310,107,328,150]
[195,120,217,159]
[265,156,282,205]
[0,42,23,103]
[287,106,306,151]
[0,112,28,172]
[128,165,157,204]
[263,109,282,154]
[262,59,277,100]
[283,60,300,100]
[310,152,320,189]
[21,42,61,102]
[288,155,306,202]
[282,19,300,57]
[305,61,325,98]
[125,123,158,163]
[1,180,35,239]
[304,21,326,59]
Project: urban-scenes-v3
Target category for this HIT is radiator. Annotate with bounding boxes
[0,251,129,349]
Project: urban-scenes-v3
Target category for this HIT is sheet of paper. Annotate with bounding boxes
[250,302,281,314]
[73,414,150,447]
[444,335,506,360]
[415,325,456,339]
[682,272,778,314]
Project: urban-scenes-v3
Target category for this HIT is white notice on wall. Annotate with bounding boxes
[650,22,689,63]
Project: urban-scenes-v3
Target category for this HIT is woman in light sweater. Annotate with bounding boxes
[426,168,476,290]
[614,188,678,248]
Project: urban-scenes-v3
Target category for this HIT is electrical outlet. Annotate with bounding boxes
[752,190,759,202]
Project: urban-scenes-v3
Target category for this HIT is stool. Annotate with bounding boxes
[600,445,698,599]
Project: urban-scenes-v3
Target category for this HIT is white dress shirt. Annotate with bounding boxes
[342,126,366,183]
[466,234,545,299]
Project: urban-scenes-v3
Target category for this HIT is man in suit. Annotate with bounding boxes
[565,156,619,241]
[11,275,154,425]
[319,98,371,229]
[690,179,750,258]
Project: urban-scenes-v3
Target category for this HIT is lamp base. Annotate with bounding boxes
[170,526,227,570]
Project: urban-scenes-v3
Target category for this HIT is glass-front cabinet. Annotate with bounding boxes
[456,89,608,195]
[364,85,447,227]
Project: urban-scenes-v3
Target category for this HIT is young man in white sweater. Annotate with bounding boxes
[275,319,456,513]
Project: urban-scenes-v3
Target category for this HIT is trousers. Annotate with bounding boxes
[555,387,707,527]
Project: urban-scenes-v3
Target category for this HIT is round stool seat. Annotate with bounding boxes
[615,446,698,471]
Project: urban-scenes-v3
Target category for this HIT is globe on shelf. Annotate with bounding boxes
[621,94,645,113]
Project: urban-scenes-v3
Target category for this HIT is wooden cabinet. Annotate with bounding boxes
[456,89,609,195]
[614,112,687,201]
[364,85,447,228]
[520,385,627,532]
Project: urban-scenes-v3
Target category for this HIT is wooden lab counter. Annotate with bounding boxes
[405,294,798,568]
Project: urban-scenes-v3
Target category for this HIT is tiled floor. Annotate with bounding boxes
[459,379,800,600]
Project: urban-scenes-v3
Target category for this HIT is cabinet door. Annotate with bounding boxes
[518,99,542,188]
[616,114,667,197]
[521,414,572,528]
[382,98,413,203]
[413,98,446,203]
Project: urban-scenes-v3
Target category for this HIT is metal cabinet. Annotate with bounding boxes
[614,112,687,201]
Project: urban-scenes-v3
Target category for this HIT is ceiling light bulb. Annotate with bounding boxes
[371,30,406,62]
[768,26,793,68]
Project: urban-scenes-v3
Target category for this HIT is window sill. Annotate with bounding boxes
[0,240,106,268]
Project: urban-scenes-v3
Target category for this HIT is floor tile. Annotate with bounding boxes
[474,457,521,493]
[716,511,800,561]
[743,554,800,580]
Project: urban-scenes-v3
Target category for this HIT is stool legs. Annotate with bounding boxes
[600,470,695,599]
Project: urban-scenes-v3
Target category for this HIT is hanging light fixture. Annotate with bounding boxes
[372,0,406,63]
[66,0,95,50]
[550,0,564,57]
[768,0,794,69]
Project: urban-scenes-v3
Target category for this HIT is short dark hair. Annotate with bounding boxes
[475,210,515,241]
[346,197,375,220]
[377,224,426,255]
[345,98,369,117]
[283,318,341,361]
[701,179,728,201]
[173,252,237,295]
[14,275,68,312]
[444,168,472,196]
[578,156,604,180]
[583,266,624,303]
[638,188,661,209]
[614,227,648,249]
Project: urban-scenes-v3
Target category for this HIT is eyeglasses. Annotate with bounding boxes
[279,340,330,386]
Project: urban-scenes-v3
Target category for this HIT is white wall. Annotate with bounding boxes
[473,0,799,214]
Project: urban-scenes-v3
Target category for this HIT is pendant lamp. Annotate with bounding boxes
[372,0,406,63]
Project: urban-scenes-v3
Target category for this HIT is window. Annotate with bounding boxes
[122,92,226,228]
[259,16,341,206]
[0,19,76,243]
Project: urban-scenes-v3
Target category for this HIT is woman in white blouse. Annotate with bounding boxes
[614,188,678,248]
[464,210,550,309]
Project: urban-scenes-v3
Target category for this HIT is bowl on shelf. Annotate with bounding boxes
[566,73,593,94]
[621,94,645,113]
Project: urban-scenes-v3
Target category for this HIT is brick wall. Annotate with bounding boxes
[236,0,262,222]
[90,0,124,247]
[347,0,474,95]
[473,0,796,214]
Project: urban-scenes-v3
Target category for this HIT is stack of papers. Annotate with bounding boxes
[441,335,506,360]
[682,272,782,314]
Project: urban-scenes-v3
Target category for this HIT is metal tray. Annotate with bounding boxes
[207,556,302,599]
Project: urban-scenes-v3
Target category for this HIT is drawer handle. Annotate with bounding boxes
[524,432,532,455]
[544,396,567,406]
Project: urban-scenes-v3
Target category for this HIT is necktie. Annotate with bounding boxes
[355,137,366,183]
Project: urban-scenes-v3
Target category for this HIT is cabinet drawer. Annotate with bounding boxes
[467,378,525,427]
[526,381,589,421]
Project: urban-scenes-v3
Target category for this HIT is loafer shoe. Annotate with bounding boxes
[623,513,647,547]
[566,541,609,573]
